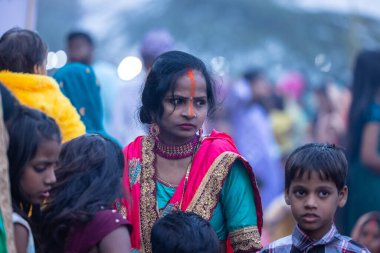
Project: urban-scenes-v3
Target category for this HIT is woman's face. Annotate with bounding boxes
[157,69,208,145]
[358,220,380,253]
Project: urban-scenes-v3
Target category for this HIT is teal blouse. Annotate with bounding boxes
[156,160,258,240]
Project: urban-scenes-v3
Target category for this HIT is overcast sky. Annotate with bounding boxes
[290,0,380,18]
[80,0,380,35]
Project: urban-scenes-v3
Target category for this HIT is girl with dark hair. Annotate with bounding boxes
[123,51,263,253]
[0,27,85,142]
[41,134,131,253]
[6,106,62,253]
[344,49,380,234]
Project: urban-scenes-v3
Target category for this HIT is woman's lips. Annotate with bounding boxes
[178,124,196,130]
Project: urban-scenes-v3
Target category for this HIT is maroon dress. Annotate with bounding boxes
[65,210,131,253]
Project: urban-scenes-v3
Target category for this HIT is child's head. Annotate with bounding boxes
[6,106,61,210]
[0,27,48,74]
[139,51,216,125]
[46,134,124,212]
[284,143,348,240]
[151,211,220,253]
[41,134,124,253]
[352,212,380,253]
[66,31,94,65]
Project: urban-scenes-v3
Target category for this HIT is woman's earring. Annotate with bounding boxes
[149,123,160,138]
[198,128,203,137]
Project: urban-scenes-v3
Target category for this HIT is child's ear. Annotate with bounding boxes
[284,189,291,205]
[338,186,348,208]
[33,63,46,75]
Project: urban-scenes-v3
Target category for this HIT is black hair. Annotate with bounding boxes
[0,82,20,123]
[285,143,348,190]
[151,211,220,253]
[243,68,263,84]
[0,27,48,73]
[67,31,94,47]
[6,106,61,229]
[348,49,380,160]
[41,134,124,253]
[139,50,216,124]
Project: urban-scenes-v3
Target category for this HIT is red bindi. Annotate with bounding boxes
[187,69,196,117]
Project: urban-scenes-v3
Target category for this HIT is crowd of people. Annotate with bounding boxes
[0,26,379,253]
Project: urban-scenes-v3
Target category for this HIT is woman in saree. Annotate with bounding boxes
[123,51,263,253]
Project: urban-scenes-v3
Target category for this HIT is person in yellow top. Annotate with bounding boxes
[0,28,85,142]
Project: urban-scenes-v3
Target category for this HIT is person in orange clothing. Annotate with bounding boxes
[0,27,85,142]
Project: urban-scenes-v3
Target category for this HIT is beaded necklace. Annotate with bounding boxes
[154,134,199,160]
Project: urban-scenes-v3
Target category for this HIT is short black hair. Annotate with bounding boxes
[285,143,348,190]
[0,27,48,73]
[67,31,93,47]
[151,211,220,253]
[139,50,216,124]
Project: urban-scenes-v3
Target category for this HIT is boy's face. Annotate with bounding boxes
[285,170,348,240]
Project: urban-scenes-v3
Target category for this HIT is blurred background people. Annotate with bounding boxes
[228,68,283,209]
[65,31,120,140]
[111,29,175,145]
[66,31,94,66]
[276,72,309,149]
[343,49,380,234]
[311,81,349,146]
[53,63,113,141]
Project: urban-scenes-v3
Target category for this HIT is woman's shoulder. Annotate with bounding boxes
[66,210,131,253]
[203,129,233,143]
[123,135,145,154]
[201,129,238,153]
[93,210,130,227]
[12,212,30,229]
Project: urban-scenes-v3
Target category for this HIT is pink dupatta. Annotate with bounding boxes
[123,130,263,253]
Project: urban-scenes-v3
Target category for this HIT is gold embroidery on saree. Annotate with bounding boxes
[229,226,262,251]
[139,135,157,253]
[186,152,237,220]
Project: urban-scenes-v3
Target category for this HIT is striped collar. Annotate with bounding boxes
[292,224,337,252]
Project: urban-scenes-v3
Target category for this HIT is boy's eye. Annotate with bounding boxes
[294,190,306,197]
[319,191,330,198]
